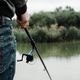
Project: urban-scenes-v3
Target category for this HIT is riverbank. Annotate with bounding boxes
[13,26,80,43]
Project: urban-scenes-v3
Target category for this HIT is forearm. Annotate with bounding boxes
[11,0,29,28]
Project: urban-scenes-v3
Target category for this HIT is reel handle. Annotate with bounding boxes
[17,54,33,63]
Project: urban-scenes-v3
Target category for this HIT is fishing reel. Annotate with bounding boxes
[17,49,34,63]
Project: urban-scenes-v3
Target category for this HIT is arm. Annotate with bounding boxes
[12,0,29,28]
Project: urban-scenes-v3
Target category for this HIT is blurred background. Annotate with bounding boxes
[14,0,80,80]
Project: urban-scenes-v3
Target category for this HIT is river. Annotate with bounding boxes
[14,41,80,80]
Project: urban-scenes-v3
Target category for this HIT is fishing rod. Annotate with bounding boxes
[17,0,53,79]
[17,28,53,80]
[24,28,53,80]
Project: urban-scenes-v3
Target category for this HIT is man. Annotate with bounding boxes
[0,0,29,80]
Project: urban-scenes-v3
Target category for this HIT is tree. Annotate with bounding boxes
[29,12,56,28]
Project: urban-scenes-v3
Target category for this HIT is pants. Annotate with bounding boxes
[0,18,16,80]
[0,60,15,80]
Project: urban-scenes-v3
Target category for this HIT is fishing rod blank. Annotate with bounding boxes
[24,28,53,80]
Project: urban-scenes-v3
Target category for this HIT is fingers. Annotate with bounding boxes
[17,12,29,28]
[17,19,29,28]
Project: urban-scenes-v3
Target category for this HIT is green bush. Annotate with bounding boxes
[13,26,80,43]
[13,29,29,43]
[64,27,79,40]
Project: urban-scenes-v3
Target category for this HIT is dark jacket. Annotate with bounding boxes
[0,0,27,18]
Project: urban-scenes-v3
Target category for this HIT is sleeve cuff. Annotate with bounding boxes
[16,4,27,17]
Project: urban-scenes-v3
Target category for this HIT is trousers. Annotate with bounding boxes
[0,17,16,80]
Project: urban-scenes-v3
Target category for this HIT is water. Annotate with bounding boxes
[14,41,80,80]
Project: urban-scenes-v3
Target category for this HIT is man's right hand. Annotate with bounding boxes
[17,12,29,28]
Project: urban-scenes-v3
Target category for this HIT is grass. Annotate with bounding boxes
[13,26,80,43]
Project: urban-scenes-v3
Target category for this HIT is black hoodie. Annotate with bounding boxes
[0,0,27,18]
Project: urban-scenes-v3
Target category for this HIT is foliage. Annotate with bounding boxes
[13,26,80,43]
[12,6,80,42]
[29,12,56,28]
[12,6,80,29]
[64,27,79,40]
[29,6,80,29]
[13,29,29,43]
[55,9,80,28]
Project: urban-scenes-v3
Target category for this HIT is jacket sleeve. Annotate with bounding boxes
[11,0,27,17]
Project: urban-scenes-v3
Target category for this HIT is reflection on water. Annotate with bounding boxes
[14,41,80,80]
[17,41,80,58]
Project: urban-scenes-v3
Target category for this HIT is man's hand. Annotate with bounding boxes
[17,12,29,28]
